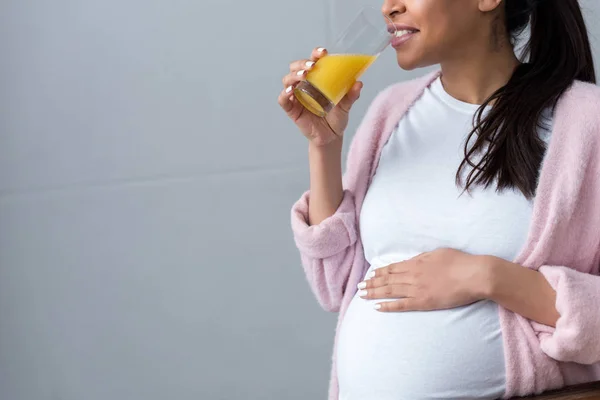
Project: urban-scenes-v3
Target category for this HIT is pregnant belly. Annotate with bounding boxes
[337,292,506,400]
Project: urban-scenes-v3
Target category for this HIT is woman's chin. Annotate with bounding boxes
[395,57,420,71]
[395,54,433,71]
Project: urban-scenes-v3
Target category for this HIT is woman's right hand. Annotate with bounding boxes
[278,47,364,147]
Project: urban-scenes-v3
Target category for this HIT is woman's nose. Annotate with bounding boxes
[381,0,406,20]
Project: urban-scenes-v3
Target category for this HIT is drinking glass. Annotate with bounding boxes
[294,7,395,117]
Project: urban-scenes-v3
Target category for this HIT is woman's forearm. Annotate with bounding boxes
[308,140,344,226]
[482,256,560,327]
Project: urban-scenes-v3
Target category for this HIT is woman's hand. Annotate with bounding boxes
[278,47,363,147]
[358,248,492,312]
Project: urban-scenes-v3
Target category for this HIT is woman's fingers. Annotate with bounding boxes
[290,47,327,74]
[374,299,422,312]
[358,284,414,300]
[369,261,411,278]
[337,81,363,113]
[282,54,321,89]
[282,68,309,89]
[289,59,317,73]
[281,47,327,91]
[310,47,328,61]
[278,47,327,114]
[278,86,296,113]
[359,272,404,290]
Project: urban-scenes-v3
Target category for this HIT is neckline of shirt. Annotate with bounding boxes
[429,76,491,114]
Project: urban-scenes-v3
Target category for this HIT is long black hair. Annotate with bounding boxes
[457,0,596,198]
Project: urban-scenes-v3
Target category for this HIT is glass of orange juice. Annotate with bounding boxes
[294,7,395,117]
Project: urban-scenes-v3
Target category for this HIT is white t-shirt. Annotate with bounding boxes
[337,77,551,400]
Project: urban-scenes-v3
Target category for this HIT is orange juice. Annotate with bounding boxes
[295,54,376,116]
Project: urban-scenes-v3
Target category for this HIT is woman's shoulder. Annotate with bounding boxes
[550,81,600,170]
[569,80,600,100]
[558,81,600,131]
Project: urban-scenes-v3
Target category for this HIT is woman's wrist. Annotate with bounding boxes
[308,138,343,175]
[309,136,343,153]
[471,255,504,300]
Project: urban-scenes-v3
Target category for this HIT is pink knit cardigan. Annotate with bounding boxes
[291,71,600,399]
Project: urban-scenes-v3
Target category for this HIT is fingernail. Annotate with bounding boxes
[358,290,368,297]
[366,271,376,280]
[374,304,382,310]
[305,61,315,68]
[357,281,367,290]
[285,86,293,94]
[297,70,306,76]
[317,47,326,53]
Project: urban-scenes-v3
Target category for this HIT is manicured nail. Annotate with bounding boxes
[358,290,368,297]
[297,70,306,76]
[305,61,315,68]
[374,304,382,310]
[317,47,326,53]
[366,271,376,280]
[357,281,367,290]
[285,86,293,94]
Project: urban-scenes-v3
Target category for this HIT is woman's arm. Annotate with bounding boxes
[359,249,560,327]
[307,140,344,225]
[483,257,600,364]
[482,256,560,327]
[360,249,600,364]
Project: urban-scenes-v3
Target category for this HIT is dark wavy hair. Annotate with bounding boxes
[457,0,596,198]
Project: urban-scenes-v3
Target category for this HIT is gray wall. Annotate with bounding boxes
[0,1,598,399]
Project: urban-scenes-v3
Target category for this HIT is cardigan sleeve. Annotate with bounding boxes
[530,266,600,364]
[291,189,358,260]
[526,82,600,365]
[291,190,359,312]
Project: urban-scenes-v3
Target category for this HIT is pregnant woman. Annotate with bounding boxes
[279,0,600,399]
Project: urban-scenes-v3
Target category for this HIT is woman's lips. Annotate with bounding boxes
[391,29,419,48]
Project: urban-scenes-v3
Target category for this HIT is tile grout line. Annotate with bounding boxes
[0,163,307,200]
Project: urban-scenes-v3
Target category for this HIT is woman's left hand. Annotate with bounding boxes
[358,248,491,312]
